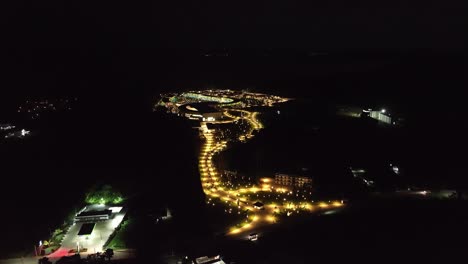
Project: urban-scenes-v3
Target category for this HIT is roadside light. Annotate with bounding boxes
[319,202,329,208]
[332,201,342,207]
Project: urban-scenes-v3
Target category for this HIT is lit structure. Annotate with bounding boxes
[158,89,347,239]
[253,201,264,209]
[350,167,374,187]
[195,255,226,264]
[49,205,126,258]
[4,128,31,139]
[180,103,224,121]
[274,173,312,189]
[369,110,391,124]
[0,124,15,131]
[75,209,112,223]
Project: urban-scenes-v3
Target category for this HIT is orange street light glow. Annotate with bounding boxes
[332,201,343,207]
[230,228,241,234]
[250,187,259,192]
[319,202,329,208]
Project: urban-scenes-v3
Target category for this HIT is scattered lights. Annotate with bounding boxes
[190,93,318,235]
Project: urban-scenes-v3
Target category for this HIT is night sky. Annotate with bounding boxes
[1,0,465,50]
[0,0,465,104]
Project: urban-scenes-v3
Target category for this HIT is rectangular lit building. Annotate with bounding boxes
[369,111,391,124]
[274,173,312,189]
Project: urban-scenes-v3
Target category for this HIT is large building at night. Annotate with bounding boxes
[180,103,224,121]
[274,173,313,189]
[368,110,392,124]
[75,209,112,223]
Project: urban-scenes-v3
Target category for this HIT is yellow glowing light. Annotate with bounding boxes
[250,187,259,192]
[332,201,343,207]
[276,188,288,193]
[266,215,276,223]
[318,202,329,208]
[230,228,241,234]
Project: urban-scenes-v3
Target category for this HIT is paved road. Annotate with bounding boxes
[198,109,345,239]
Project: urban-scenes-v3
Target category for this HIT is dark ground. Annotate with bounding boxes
[0,0,466,262]
[0,51,466,262]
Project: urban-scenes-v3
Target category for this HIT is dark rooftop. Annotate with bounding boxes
[76,209,112,217]
[77,223,95,236]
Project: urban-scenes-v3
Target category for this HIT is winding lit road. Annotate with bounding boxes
[198,108,344,239]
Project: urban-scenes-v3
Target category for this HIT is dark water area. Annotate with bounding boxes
[0,52,465,257]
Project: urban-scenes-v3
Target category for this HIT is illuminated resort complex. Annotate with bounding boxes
[157,90,288,121]
[159,89,344,239]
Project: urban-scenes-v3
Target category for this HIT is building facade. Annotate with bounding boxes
[369,111,392,124]
[274,173,312,189]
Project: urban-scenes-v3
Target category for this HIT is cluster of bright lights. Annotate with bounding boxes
[188,94,347,237]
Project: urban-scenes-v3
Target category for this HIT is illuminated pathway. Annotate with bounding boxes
[198,108,345,239]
